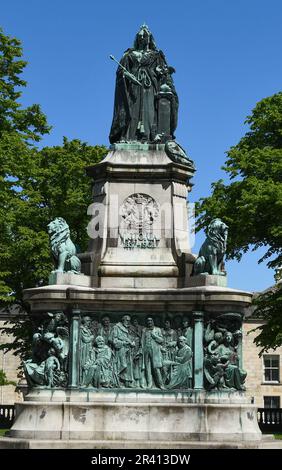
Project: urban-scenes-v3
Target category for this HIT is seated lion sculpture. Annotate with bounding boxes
[193,218,228,276]
[47,217,81,274]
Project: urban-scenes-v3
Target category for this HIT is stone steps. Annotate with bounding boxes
[1,436,282,449]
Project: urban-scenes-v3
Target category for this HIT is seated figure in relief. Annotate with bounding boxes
[167,336,193,390]
[204,329,246,391]
[82,336,118,388]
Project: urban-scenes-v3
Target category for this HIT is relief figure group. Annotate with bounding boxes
[78,314,193,391]
[23,310,246,393]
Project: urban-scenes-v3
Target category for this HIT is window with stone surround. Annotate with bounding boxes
[263,396,280,408]
[263,355,280,383]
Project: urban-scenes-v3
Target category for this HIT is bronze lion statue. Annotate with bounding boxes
[47,217,81,274]
[193,218,228,276]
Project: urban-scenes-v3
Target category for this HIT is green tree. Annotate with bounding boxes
[0,27,107,303]
[0,28,106,360]
[196,92,282,350]
[252,281,282,353]
[0,26,50,302]
[0,27,50,141]
[0,369,16,386]
[0,139,106,360]
[2,138,106,303]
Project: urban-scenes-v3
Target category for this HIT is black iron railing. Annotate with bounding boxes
[257,408,282,433]
[0,405,15,429]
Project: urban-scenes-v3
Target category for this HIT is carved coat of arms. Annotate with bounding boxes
[119,193,160,249]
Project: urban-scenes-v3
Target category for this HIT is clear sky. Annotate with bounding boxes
[1,0,281,292]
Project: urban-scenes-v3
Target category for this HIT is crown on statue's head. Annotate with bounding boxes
[138,23,151,35]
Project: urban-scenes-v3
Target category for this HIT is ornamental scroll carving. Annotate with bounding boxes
[119,193,160,249]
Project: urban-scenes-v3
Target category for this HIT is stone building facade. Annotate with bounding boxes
[0,308,24,405]
[243,319,282,408]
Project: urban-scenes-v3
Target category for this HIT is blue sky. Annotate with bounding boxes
[1,0,281,292]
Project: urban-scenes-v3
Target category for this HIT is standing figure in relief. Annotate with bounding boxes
[161,318,177,361]
[90,318,100,344]
[161,318,178,384]
[129,316,144,387]
[181,317,193,348]
[44,348,61,387]
[141,317,165,389]
[112,315,135,387]
[79,316,94,384]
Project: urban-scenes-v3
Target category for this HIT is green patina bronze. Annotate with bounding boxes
[193,311,204,390]
[112,315,135,388]
[193,218,228,276]
[23,312,69,388]
[109,24,178,144]
[82,336,117,388]
[68,309,80,388]
[167,336,193,390]
[79,316,95,385]
[48,217,81,274]
[23,310,246,392]
[164,140,195,169]
[203,313,246,391]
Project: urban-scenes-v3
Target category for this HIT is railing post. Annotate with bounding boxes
[257,408,282,432]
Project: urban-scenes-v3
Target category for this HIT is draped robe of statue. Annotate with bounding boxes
[109,25,178,144]
[83,341,118,388]
[112,321,134,386]
[167,343,193,390]
[213,341,247,390]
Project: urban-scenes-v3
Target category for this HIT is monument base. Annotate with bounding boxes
[18,284,257,449]
[48,272,92,287]
[1,437,278,449]
[6,390,262,444]
[187,274,227,288]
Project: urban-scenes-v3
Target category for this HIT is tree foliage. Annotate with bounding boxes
[0,27,107,304]
[1,138,106,303]
[0,306,38,362]
[0,369,16,386]
[252,282,282,354]
[196,92,282,350]
[0,28,50,141]
[0,27,107,361]
[0,26,49,302]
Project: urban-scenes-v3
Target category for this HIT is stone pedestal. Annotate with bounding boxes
[81,143,195,288]
[4,282,262,447]
[187,274,228,288]
[48,272,92,287]
[7,390,261,443]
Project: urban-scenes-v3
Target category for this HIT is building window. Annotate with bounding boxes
[263,355,280,383]
[263,396,280,408]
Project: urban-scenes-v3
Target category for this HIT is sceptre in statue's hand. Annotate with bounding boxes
[109,26,179,144]
[109,55,142,86]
